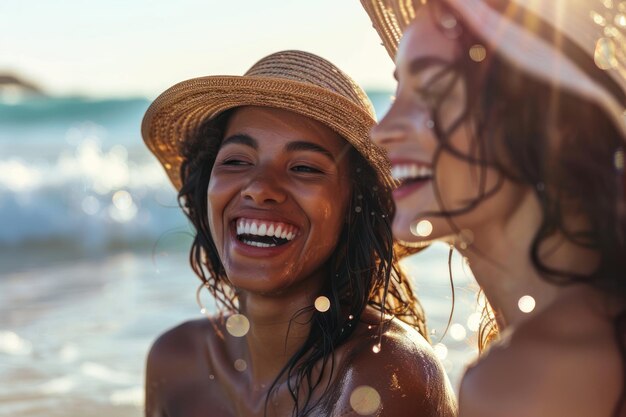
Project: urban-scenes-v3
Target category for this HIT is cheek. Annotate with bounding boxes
[206,177,235,244]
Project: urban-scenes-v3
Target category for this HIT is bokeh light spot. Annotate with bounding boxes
[433,343,448,360]
[226,314,250,337]
[469,44,487,62]
[112,190,132,210]
[372,344,381,354]
[234,359,247,372]
[450,323,467,341]
[314,296,331,312]
[518,295,536,313]
[411,220,433,237]
[595,37,618,69]
[467,312,481,332]
[350,385,381,415]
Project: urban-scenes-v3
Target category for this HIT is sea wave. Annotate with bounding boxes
[0,92,392,253]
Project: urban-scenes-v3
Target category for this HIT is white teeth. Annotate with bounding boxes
[392,163,433,181]
[235,218,298,241]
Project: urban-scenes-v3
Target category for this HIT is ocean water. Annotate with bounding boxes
[0,92,479,416]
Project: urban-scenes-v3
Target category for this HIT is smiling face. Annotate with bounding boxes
[371,7,524,244]
[207,106,352,295]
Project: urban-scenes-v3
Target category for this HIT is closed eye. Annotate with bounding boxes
[291,165,323,174]
[222,158,251,166]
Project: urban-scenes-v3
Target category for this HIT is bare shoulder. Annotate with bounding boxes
[331,312,457,417]
[145,318,219,417]
[459,298,622,417]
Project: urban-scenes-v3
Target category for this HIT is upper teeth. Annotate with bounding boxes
[236,218,298,241]
[391,164,433,181]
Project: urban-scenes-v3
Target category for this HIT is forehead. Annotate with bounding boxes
[396,7,458,72]
[224,106,347,153]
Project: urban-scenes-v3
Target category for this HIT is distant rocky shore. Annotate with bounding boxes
[0,73,46,97]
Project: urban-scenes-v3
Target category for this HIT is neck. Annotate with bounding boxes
[460,189,599,329]
[238,279,322,386]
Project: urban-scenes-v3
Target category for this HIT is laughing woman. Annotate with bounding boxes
[141,51,456,417]
[361,1,626,416]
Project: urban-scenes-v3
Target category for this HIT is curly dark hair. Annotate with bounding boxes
[177,108,427,417]
[422,1,626,413]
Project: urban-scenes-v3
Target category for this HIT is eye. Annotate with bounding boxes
[291,164,323,174]
[221,158,251,166]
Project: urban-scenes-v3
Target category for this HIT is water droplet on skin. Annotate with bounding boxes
[234,359,247,372]
[350,385,382,415]
[518,295,536,313]
[411,220,433,237]
[226,314,250,337]
[314,296,331,312]
[595,37,619,69]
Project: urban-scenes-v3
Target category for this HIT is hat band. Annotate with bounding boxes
[482,0,626,108]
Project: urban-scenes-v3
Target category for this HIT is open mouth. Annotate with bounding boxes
[391,163,433,188]
[235,218,299,248]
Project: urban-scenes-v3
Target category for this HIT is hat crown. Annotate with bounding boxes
[244,50,376,118]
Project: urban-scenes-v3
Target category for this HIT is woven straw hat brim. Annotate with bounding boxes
[142,75,394,191]
[361,0,626,142]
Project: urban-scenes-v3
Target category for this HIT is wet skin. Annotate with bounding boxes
[372,6,624,417]
[145,107,456,417]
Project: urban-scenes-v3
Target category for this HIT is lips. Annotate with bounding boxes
[235,217,299,248]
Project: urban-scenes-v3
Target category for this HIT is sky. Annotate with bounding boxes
[0,0,396,98]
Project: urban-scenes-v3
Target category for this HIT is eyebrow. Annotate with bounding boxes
[220,135,336,162]
[285,141,335,162]
[220,134,257,149]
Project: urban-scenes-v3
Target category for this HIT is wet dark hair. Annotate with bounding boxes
[422,0,626,413]
[177,108,427,416]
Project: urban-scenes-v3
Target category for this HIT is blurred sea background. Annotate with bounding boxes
[0,1,479,416]
[0,93,480,417]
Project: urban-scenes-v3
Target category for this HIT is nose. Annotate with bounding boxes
[370,100,431,147]
[241,169,287,205]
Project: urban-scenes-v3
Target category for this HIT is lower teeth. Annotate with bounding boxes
[242,240,277,248]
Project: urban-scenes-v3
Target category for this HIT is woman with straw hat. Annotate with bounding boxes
[141,50,456,417]
[361,0,626,416]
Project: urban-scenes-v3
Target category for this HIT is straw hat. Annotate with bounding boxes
[142,50,394,190]
[360,0,626,142]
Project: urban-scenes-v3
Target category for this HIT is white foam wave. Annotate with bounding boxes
[0,135,186,249]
